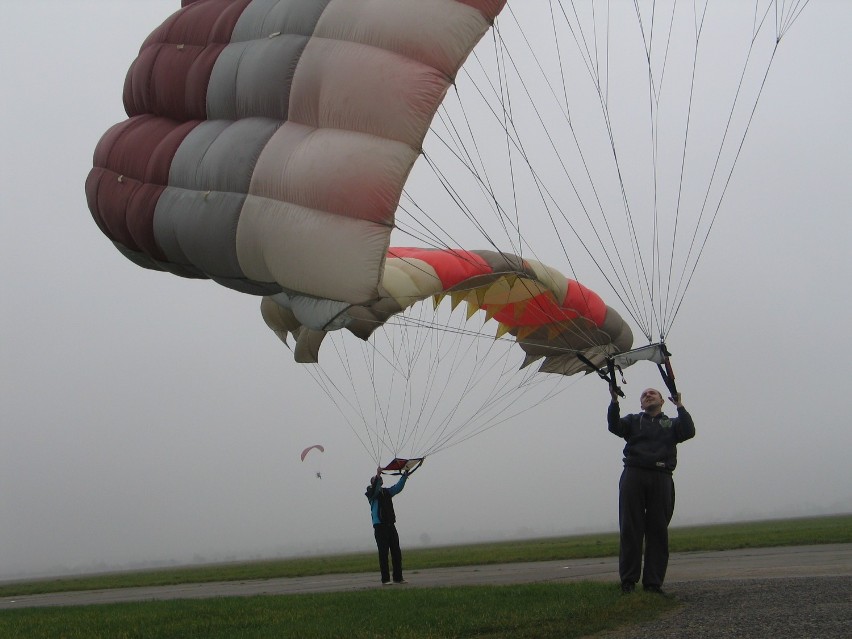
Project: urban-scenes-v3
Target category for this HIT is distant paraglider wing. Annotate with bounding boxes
[300,444,325,462]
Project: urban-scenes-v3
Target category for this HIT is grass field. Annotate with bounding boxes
[0,583,677,639]
[0,514,848,639]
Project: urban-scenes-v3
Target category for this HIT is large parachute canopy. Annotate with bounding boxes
[87,0,806,465]
[87,0,512,326]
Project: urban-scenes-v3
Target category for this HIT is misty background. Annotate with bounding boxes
[1,0,850,581]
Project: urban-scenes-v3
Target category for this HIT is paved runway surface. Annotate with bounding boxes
[0,543,849,609]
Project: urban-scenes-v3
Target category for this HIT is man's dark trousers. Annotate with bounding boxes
[618,466,675,588]
[373,523,402,583]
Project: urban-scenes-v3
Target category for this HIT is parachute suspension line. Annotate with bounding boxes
[413,147,500,250]
[356,333,397,458]
[775,0,811,39]
[387,310,471,457]
[409,318,476,455]
[543,1,651,325]
[390,310,436,455]
[416,68,542,257]
[305,343,384,464]
[376,319,412,456]
[373,322,420,459]
[430,372,582,456]
[479,15,636,340]
[491,18,525,260]
[411,144,605,351]
[431,83,510,244]
[392,204,459,252]
[440,26,585,263]
[542,0,623,311]
[554,0,658,339]
[357,304,576,460]
[634,0,663,340]
[589,0,607,107]
[606,0,671,341]
[410,29,530,260]
[344,332,399,461]
[662,0,780,335]
[307,289,620,463]
[414,331,567,457]
[413,328,505,456]
[584,3,651,341]
[316,312,449,462]
[547,0,572,111]
[443,49,593,286]
[484,7,652,335]
[444,2,809,344]
[341,315,453,462]
[663,3,773,333]
[667,36,782,333]
[662,0,808,335]
[402,306,494,458]
[397,151,520,261]
[397,73,525,254]
[642,0,681,341]
[441,40,587,271]
[460,48,577,270]
[383,309,601,359]
[419,149,506,252]
[510,2,644,320]
[445,19,590,284]
[660,0,708,337]
[442,76,524,257]
[632,0,706,340]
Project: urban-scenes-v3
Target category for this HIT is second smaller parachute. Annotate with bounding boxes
[300,444,325,462]
[262,247,633,376]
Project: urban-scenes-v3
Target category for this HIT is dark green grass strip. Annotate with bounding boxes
[0,582,677,639]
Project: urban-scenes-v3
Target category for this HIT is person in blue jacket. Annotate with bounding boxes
[365,467,410,585]
[608,387,696,595]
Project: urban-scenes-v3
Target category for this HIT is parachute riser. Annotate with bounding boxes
[656,344,679,398]
[585,343,679,400]
[607,358,626,399]
[577,352,625,397]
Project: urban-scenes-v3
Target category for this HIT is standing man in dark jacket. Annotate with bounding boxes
[608,387,695,594]
[365,467,409,585]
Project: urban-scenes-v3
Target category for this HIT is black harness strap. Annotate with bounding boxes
[576,353,624,397]
[656,344,679,398]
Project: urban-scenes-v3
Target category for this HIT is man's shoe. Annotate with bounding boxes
[620,581,635,594]
[394,579,408,584]
[382,580,392,585]
[643,584,665,595]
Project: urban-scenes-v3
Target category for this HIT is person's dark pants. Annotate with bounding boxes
[618,466,675,588]
[373,523,403,583]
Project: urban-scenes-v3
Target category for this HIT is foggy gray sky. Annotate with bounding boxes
[1,1,850,580]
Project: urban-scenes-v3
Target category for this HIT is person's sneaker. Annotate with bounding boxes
[394,579,408,584]
[643,584,666,595]
[620,581,635,594]
[382,580,392,585]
